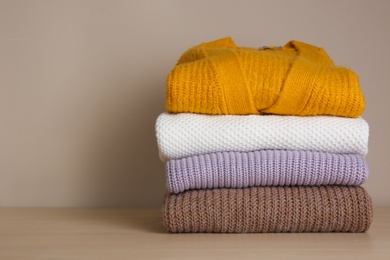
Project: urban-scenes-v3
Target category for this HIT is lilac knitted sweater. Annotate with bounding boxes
[166,150,368,194]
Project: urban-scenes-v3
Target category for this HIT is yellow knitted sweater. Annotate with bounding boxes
[167,37,365,117]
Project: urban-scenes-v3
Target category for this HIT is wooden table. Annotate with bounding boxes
[1,208,389,259]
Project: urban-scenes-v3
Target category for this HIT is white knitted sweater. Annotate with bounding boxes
[155,113,369,162]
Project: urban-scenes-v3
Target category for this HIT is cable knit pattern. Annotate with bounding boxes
[166,150,368,193]
[163,186,373,233]
[167,37,365,117]
[156,113,369,162]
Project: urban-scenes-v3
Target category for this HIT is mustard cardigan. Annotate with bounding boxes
[166,37,365,117]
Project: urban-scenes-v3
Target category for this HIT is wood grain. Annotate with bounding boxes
[0,208,389,259]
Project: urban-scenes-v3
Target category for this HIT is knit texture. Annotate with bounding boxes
[166,150,369,194]
[163,186,373,233]
[156,113,369,162]
[167,37,365,117]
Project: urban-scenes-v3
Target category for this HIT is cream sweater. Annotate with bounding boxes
[155,113,369,162]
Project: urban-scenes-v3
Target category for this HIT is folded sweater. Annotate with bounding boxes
[166,150,368,194]
[163,186,373,233]
[156,113,369,162]
[167,37,365,117]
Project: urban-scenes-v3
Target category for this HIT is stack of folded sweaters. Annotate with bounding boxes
[155,37,373,233]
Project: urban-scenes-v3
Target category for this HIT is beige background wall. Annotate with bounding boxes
[1,0,389,207]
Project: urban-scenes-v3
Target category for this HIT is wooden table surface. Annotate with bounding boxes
[1,208,389,259]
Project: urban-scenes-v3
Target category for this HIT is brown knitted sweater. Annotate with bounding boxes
[163,186,373,233]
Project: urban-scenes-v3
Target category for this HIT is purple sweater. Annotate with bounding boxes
[166,150,368,194]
